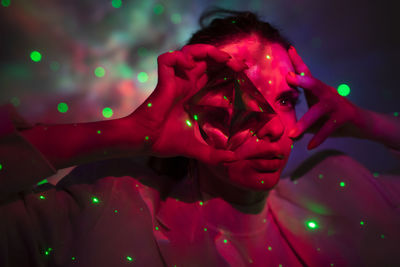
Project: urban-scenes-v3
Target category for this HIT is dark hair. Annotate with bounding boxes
[187,8,292,49]
[147,8,292,180]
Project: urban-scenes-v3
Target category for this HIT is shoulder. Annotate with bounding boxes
[273,149,400,217]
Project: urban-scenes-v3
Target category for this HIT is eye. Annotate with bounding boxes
[277,96,299,110]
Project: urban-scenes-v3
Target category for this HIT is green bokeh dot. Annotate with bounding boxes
[94,67,106,78]
[102,107,113,118]
[137,72,149,83]
[171,13,182,24]
[394,112,399,117]
[57,102,68,113]
[111,0,122,8]
[153,4,164,15]
[337,84,350,97]
[137,47,148,57]
[10,97,20,107]
[0,163,2,170]
[30,51,42,62]
[1,0,11,7]
[50,61,60,71]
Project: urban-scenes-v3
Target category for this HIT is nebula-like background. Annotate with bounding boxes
[1,0,399,178]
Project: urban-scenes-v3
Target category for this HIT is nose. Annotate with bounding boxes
[256,114,284,142]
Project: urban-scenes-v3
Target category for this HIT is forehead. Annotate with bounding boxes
[217,34,295,98]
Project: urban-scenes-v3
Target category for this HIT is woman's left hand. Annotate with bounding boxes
[285,46,365,150]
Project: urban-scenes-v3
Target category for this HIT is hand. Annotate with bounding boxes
[286,46,364,150]
[132,44,247,165]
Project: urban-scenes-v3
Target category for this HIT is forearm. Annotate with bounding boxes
[357,108,400,150]
[19,115,150,170]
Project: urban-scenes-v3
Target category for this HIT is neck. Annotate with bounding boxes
[193,160,269,213]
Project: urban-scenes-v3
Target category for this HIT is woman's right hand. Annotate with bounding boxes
[132,44,247,165]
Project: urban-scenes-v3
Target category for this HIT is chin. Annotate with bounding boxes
[223,160,283,191]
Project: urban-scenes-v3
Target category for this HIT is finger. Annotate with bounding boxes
[182,44,248,72]
[307,118,342,150]
[288,103,329,138]
[187,141,238,164]
[157,51,195,81]
[286,72,324,97]
[288,46,311,76]
[182,44,231,63]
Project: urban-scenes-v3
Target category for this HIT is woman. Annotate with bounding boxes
[1,9,399,267]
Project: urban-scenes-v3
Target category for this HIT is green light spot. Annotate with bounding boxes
[394,112,399,117]
[204,228,207,231]
[44,247,53,256]
[224,77,227,80]
[306,220,318,230]
[199,201,203,206]
[231,20,236,23]
[97,130,101,134]
[137,47,148,57]
[50,61,60,71]
[380,234,385,239]
[193,114,198,121]
[337,84,350,97]
[340,181,346,187]
[300,72,305,76]
[92,196,99,203]
[259,106,263,112]
[171,13,182,24]
[39,195,46,200]
[291,144,294,149]
[153,4,164,15]
[72,256,76,261]
[0,163,2,170]
[147,102,152,107]
[114,209,118,213]
[373,172,379,178]
[10,97,20,107]
[145,136,149,141]
[30,51,42,62]
[223,239,228,243]
[169,50,174,53]
[37,179,48,186]
[102,107,113,118]
[111,0,122,8]
[266,55,271,60]
[126,256,133,262]
[318,174,324,179]
[1,0,11,7]
[186,120,192,127]
[330,264,334,267]
[137,72,149,83]
[261,180,264,184]
[279,264,283,267]
[155,226,159,231]
[268,246,272,251]
[94,67,106,78]
[57,102,68,113]
[360,221,364,226]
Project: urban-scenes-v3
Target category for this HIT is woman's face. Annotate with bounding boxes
[198,34,299,191]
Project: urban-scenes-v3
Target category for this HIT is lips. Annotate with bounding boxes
[249,158,282,172]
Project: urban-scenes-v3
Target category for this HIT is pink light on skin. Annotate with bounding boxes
[196,33,299,205]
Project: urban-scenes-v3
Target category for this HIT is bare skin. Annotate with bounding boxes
[19,35,400,205]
